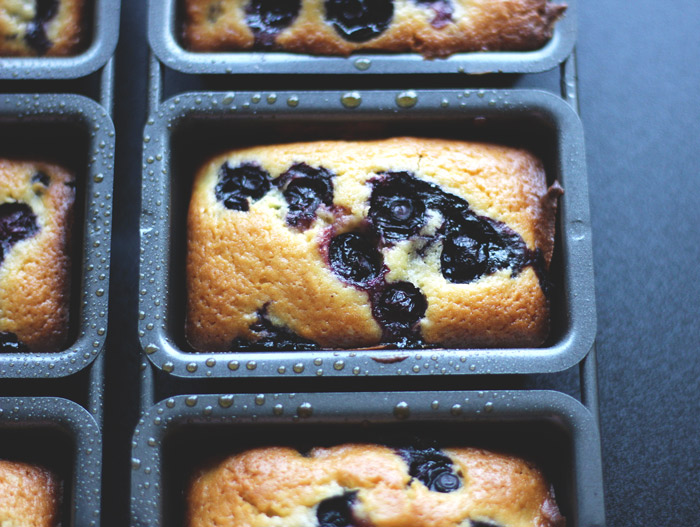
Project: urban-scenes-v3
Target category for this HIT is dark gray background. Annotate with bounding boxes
[101,0,700,525]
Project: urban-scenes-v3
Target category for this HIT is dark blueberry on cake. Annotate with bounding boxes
[369,175,426,242]
[25,0,59,55]
[316,492,358,527]
[375,282,427,326]
[414,0,454,28]
[31,171,51,187]
[0,332,28,353]
[329,232,382,286]
[399,447,461,493]
[440,233,490,284]
[231,307,319,351]
[0,203,39,265]
[324,0,394,42]
[245,0,302,47]
[277,163,334,229]
[215,162,271,211]
[469,521,503,527]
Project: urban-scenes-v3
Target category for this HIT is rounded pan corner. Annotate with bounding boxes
[149,0,576,75]
[0,0,121,80]
[0,94,114,379]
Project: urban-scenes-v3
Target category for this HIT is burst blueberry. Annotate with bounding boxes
[375,282,427,326]
[369,176,426,242]
[441,233,489,284]
[246,0,301,47]
[25,0,59,55]
[215,162,271,211]
[329,232,382,286]
[399,447,461,493]
[0,332,28,353]
[316,492,358,527]
[0,203,39,265]
[277,163,334,229]
[324,0,394,42]
[414,0,454,28]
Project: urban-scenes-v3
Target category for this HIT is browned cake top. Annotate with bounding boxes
[0,460,60,527]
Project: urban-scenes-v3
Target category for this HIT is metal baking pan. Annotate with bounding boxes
[149,0,576,75]
[138,88,595,378]
[0,0,121,80]
[130,390,605,527]
[0,396,102,526]
[0,94,114,378]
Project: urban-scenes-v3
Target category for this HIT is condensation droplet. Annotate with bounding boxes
[228,361,240,371]
[431,400,439,410]
[246,361,257,370]
[297,403,313,418]
[287,96,299,107]
[255,394,266,406]
[131,458,141,470]
[93,173,104,183]
[484,402,494,413]
[186,362,198,373]
[393,402,410,419]
[277,365,286,374]
[341,92,362,109]
[273,404,283,415]
[162,362,174,373]
[333,360,345,371]
[205,358,216,367]
[293,363,305,374]
[185,396,198,407]
[144,344,158,355]
[396,90,418,108]
[266,94,277,104]
[451,404,462,416]
[354,58,371,71]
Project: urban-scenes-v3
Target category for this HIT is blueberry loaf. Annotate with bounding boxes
[0,159,74,353]
[0,460,60,527]
[0,0,85,56]
[183,0,566,58]
[187,445,565,527]
[186,138,561,351]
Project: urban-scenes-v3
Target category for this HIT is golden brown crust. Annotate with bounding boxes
[0,460,60,527]
[187,445,564,527]
[183,0,566,58]
[186,138,559,351]
[0,0,85,57]
[0,159,74,352]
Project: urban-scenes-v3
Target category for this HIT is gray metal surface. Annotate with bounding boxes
[0,0,121,80]
[149,0,575,75]
[0,397,102,526]
[138,88,596,378]
[0,94,114,378]
[131,390,605,527]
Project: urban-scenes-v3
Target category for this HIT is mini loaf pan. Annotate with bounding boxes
[130,390,605,527]
[0,94,114,378]
[138,89,596,378]
[149,0,576,75]
[0,397,102,526]
[0,0,120,80]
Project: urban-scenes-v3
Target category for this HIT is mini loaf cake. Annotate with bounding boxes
[183,0,566,58]
[0,159,74,353]
[0,460,60,527]
[0,0,85,56]
[186,138,561,351]
[187,444,565,527]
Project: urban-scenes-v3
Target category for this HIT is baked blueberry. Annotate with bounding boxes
[316,492,358,527]
[0,331,28,353]
[231,307,319,351]
[25,0,59,55]
[399,447,461,493]
[215,162,271,211]
[324,0,394,42]
[0,203,39,265]
[375,282,427,326]
[329,232,382,286]
[277,163,334,229]
[245,0,301,47]
[369,176,426,242]
[440,233,489,284]
[31,171,51,186]
[470,521,503,527]
[414,0,454,28]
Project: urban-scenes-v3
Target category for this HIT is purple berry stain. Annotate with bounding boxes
[0,203,39,265]
[415,0,454,28]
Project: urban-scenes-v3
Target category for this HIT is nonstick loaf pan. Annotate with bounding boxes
[130,390,605,527]
[149,0,576,75]
[0,94,114,378]
[0,397,102,527]
[0,0,120,80]
[138,89,596,378]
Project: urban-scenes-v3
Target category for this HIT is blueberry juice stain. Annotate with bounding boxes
[245,0,302,47]
[414,0,454,29]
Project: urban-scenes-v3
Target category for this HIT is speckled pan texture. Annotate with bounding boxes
[138,89,595,378]
[0,397,102,527]
[0,95,114,378]
[130,390,605,527]
[0,0,120,79]
[149,0,575,74]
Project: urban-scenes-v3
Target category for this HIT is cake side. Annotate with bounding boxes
[183,0,567,58]
[0,460,60,527]
[0,159,75,353]
[187,445,565,527]
[186,138,560,351]
[0,0,85,57]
